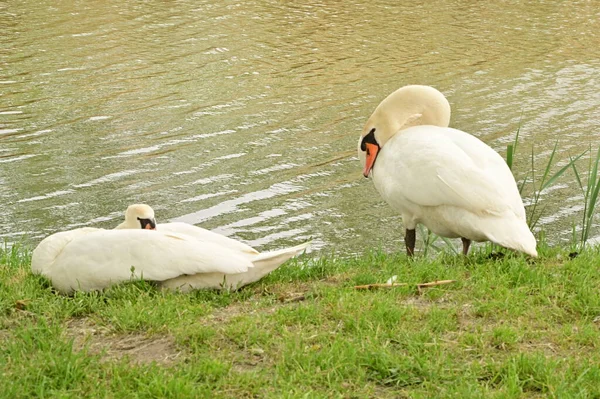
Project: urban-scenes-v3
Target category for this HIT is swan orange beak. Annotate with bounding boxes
[363,143,379,178]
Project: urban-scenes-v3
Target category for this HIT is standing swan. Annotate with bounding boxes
[358,85,537,257]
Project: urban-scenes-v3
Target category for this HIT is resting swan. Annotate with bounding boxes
[31,205,309,294]
[114,204,309,292]
[358,85,537,257]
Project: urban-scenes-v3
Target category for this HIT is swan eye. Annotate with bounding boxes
[360,128,377,152]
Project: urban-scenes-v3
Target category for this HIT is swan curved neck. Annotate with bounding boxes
[366,85,451,146]
[115,220,138,229]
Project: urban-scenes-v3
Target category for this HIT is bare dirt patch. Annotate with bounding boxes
[66,318,181,365]
[203,281,323,326]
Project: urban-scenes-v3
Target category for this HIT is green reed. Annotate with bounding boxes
[570,145,600,249]
[506,123,585,232]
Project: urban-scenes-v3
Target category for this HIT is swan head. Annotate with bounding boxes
[358,85,451,177]
[115,204,157,230]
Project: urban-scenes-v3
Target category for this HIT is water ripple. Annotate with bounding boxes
[1,0,599,252]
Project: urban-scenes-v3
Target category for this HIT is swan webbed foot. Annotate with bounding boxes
[405,228,416,257]
[461,237,471,256]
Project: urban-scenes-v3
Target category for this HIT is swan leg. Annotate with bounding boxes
[405,229,416,257]
[461,237,471,256]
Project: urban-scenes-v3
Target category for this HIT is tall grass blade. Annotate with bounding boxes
[513,113,522,157]
[506,116,522,171]
[570,156,585,194]
[582,148,600,247]
[528,205,548,233]
[506,144,514,171]
[585,147,600,222]
[527,145,539,229]
[568,145,600,248]
[524,141,586,231]
[538,141,559,189]
[518,171,529,195]
[540,151,585,192]
[440,237,459,255]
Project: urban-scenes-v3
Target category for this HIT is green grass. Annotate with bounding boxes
[2,243,600,398]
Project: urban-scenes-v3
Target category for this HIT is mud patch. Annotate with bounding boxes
[66,318,181,365]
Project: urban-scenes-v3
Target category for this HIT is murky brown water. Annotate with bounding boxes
[1,0,599,254]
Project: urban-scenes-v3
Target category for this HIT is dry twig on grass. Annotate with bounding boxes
[417,279,456,294]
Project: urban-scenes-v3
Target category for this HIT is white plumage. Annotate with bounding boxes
[358,85,537,256]
[32,204,309,294]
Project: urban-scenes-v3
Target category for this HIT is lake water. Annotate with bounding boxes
[1,0,599,254]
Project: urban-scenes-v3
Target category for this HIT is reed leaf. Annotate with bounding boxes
[506,120,521,171]
[569,145,600,248]
[524,141,585,231]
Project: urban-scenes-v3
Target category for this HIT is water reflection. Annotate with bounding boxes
[1,0,599,253]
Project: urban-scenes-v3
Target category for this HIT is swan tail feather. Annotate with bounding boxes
[251,242,310,272]
[485,216,537,257]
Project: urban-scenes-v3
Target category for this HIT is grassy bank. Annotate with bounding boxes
[1,243,600,398]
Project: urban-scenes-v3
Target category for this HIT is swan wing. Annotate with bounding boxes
[31,227,104,275]
[160,241,311,292]
[158,222,259,255]
[377,126,525,218]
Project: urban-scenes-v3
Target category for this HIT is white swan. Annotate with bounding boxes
[357,85,537,257]
[114,204,309,292]
[31,205,309,294]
